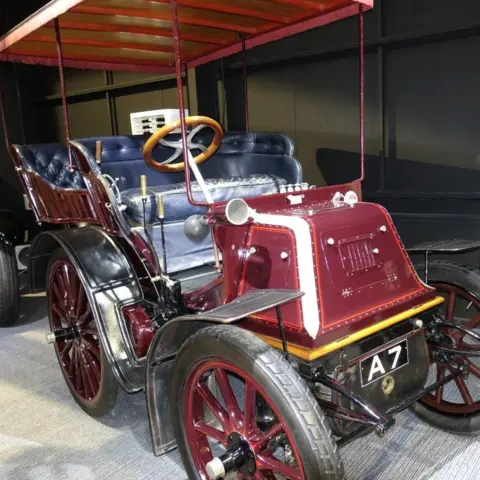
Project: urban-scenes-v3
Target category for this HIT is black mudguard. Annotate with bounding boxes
[28,226,145,393]
[146,319,214,456]
[144,289,303,456]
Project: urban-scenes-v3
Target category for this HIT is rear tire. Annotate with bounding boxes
[47,249,118,417]
[412,260,480,435]
[0,234,20,327]
[170,325,345,480]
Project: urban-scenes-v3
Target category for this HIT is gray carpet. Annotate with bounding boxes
[0,294,478,480]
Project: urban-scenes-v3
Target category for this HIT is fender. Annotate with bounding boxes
[28,226,145,393]
[145,288,304,456]
[146,319,214,456]
[408,238,480,255]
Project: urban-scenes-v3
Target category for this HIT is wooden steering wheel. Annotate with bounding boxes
[143,116,223,173]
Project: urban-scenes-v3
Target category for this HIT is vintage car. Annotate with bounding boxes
[0,0,478,479]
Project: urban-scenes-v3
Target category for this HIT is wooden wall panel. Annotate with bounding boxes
[244,54,378,185]
[54,99,111,139]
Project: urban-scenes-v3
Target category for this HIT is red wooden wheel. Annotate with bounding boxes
[47,250,117,416]
[421,282,480,416]
[184,360,306,480]
[170,326,344,480]
[412,261,480,434]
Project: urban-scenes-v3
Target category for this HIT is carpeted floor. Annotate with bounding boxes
[0,293,478,480]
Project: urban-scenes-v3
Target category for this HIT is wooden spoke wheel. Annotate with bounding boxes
[412,261,480,435]
[170,326,344,480]
[47,250,118,417]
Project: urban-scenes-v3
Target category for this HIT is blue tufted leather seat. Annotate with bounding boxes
[13,143,86,190]
[72,131,302,272]
[75,131,301,224]
[122,174,286,224]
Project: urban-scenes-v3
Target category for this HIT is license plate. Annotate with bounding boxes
[360,339,409,387]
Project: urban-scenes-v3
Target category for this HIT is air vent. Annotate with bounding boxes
[339,236,377,275]
[130,109,189,135]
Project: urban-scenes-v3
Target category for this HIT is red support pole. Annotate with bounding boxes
[242,35,250,132]
[0,89,10,151]
[183,63,192,114]
[54,18,74,170]
[169,0,207,207]
[358,4,365,183]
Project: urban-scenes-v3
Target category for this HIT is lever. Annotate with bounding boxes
[95,140,102,164]
[157,193,165,219]
[140,175,148,199]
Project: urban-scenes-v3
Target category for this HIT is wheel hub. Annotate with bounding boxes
[205,432,256,480]
[46,325,78,344]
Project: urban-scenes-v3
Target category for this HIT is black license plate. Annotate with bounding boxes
[360,339,409,387]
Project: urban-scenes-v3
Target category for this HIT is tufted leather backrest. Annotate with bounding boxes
[13,143,86,190]
[75,131,302,190]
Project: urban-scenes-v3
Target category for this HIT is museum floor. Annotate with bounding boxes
[0,293,478,480]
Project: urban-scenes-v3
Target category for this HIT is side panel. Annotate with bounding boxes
[29,227,145,392]
[238,226,302,329]
[307,202,431,332]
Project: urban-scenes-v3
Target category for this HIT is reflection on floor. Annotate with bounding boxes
[0,294,478,480]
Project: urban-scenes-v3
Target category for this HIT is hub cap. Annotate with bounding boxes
[183,359,306,479]
[48,259,102,403]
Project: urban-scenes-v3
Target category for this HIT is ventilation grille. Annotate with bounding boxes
[339,236,377,275]
[130,109,189,135]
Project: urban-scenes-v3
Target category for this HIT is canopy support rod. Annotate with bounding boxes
[170,0,207,207]
[241,34,250,132]
[183,63,192,114]
[358,4,365,183]
[0,88,10,151]
[54,18,73,170]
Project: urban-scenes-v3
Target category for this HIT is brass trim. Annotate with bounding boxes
[382,375,395,395]
[256,296,444,362]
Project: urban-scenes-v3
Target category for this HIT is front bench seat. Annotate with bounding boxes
[122,174,285,225]
[73,131,301,273]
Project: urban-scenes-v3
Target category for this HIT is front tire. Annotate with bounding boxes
[412,261,480,435]
[170,325,344,480]
[47,249,118,417]
[0,234,19,327]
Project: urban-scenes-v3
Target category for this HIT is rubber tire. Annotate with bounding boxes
[0,235,20,327]
[170,325,345,480]
[411,260,480,435]
[47,249,118,417]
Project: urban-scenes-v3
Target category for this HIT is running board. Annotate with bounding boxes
[408,238,480,253]
[173,289,304,324]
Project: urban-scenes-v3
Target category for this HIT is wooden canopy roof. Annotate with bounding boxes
[0,0,372,73]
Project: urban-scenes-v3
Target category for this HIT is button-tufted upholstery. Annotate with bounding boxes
[75,131,301,190]
[14,144,86,190]
[73,130,301,273]
[122,174,286,225]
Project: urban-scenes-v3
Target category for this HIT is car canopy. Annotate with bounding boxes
[0,0,372,72]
